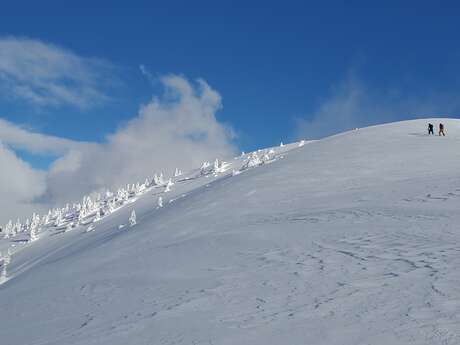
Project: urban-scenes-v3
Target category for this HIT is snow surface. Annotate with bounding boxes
[2,119,460,344]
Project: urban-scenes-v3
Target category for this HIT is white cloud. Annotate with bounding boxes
[295,73,460,139]
[0,75,236,224]
[0,37,113,108]
[0,118,86,155]
[139,64,156,84]
[0,143,47,223]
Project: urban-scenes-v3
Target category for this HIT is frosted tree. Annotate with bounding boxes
[242,152,263,170]
[200,161,212,175]
[14,219,21,234]
[55,210,63,227]
[158,196,163,208]
[94,209,102,222]
[280,141,284,147]
[164,179,174,192]
[214,159,221,171]
[108,199,116,213]
[44,210,52,225]
[174,168,182,177]
[9,220,17,238]
[4,220,13,239]
[154,173,166,186]
[29,215,40,242]
[78,210,85,225]
[129,210,137,227]
[29,223,39,242]
[117,188,127,202]
[86,196,94,211]
[1,250,11,283]
[122,188,129,202]
[213,159,230,174]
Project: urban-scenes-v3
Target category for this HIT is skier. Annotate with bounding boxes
[428,123,434,135]
[439,123,446,136]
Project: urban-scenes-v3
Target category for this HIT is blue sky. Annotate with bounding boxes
[1,1,460,170]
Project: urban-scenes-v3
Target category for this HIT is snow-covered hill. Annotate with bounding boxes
[2,119,460,345]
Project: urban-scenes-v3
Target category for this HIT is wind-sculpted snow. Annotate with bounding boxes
[2,119,460,344]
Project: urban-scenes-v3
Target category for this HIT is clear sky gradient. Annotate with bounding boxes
[2,0,460,168]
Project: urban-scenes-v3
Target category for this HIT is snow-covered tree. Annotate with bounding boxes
[9,220,17,237]
[158,196,163,208]
[129,210,137,227]
[44,210,52,225]
[94,209,102,222]
[78,210,85,225]
[213,159,230,174]
[122,188,129,201]
[55,210,63,227]
[108,199,116,213]
[200,161,218,176]
[174,168,182,177]
[14,219,21,234]
[242,152,264,170]
[1,250,11,283]
[280,141,284,147]
[153,173,166,186]
[214,159,221,172]
[29,218,39,242]
[164,179,174,192]
[4,220,13,239]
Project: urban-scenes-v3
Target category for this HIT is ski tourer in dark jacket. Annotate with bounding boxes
[428,123,434,135]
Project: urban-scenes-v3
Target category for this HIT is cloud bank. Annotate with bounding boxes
[0,37,113,108]
[0,75,236,224]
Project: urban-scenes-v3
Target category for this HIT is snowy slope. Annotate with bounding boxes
[2,119,460,345]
